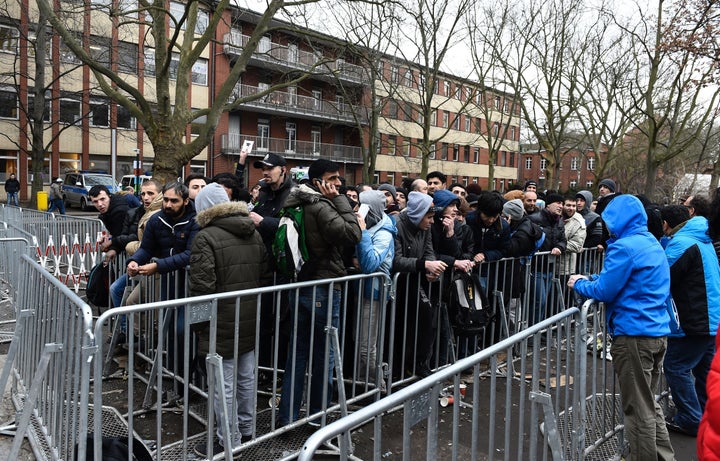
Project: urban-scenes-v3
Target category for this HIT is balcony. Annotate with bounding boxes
[222,31,365,85]
[231,83,367,125]
[220,133,363,164]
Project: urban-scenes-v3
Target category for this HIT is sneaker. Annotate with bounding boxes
[665,419,697,437]
[307,419,322,428]
[194,440,224,458]
[415,362,433,378]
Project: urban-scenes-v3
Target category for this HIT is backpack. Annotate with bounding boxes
[272,205,310,280]
[447,271,490,334]
[86,262,110,309]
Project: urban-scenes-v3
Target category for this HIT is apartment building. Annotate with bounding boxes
[520,145,603,193]
[0,2,520,200]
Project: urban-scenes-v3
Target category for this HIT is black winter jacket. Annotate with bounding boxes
[99,194,130,252]
[528,209,567,252]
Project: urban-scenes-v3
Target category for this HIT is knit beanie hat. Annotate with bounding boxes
[545,193,564,205]
[432,189,460,212]
[503,199,525,221]
[359,190,386,229]
[377,183,397,203]
[599,178,616,193]
[406,191,434,226]
[195,182,229,212]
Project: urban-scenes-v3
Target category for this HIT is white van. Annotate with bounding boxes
[121,174,153,192]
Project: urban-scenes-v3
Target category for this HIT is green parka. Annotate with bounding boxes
[189,201,271,357]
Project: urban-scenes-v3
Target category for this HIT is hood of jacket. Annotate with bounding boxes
[674,216,712,244]
[283,183,322,208]
[603,194,648,242]
[360,190,387,229]
[195,201,254,237]
[577,190,593,207]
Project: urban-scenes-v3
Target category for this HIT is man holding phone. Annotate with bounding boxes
[277,159,362,427]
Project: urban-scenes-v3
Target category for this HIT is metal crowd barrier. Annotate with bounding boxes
[0,254,95,461]
[91,271,390,460]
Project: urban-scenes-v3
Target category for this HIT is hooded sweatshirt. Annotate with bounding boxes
[357,190,398,299]
[573,195,671,337]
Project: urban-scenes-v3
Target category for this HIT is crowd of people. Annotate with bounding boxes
[83,151,720,460]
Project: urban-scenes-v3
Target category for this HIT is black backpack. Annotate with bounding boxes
[86,262,110,309]
[447,271,490,334]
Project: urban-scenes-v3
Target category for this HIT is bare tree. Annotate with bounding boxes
[34,0,327,184]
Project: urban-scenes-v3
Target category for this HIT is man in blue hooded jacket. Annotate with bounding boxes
[568,195,674,461]
[661,206,720,437]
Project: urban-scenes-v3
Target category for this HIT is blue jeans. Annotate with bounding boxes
[7,192,18,206]
[47,197,65,214]
[531,271,552,325]
[278,286,340,425]
[664,335,715,432]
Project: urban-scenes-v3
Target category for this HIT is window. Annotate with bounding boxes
[503,99,509,113]
[388,100,398,118]
[195,9,209,34]
[442,112,449,128]
[288,44,298,63]
[388,135,396,155]
[441,143,448,160]
[387,173,395,185]
[169,52,180,80]
[257,121,269,150]
[476,91,483,105]
[117,104,136,129]
[453,115,460,130]
[455,86,461,100]
[27,31,50,60]
[586,180,594,188]
[494,96,501,109]
[287,86,297,106]
[404,102,412,121]
[335,95,345,113]
[169,2,208,34]
[0,25,19,53]
[473,147,479,163]
[27,92,51,122]
[429,144,436,159]
[465,118,470,132]
[475,118,481,134]
[463,145,469,162]
[525,157,532,170]
[89,36,111,68]
[465,87,472,102]
[570,180,577,189]
[0,89,17,119]
[493,123,499,137]
[191,58,208,85]
[453,145,459,161]
[403,140,411,157]
[59,36,81,64]
[259,36,271,53]
[286,122,296,152]
[509,151,515,167]
[89,99,109,127]
[571,157,578,171]
[443,81,450,96]
[118,42,138,74]
[587,157,595,170]
[391,65,399,83]
[540,158,547,170]
[430,110,437,126]
[404,69,413,87]
[59,97,81,124]
[311,126,321,153]
[433,80,439,95]
[510,126,516,141]
[312,89,322,110]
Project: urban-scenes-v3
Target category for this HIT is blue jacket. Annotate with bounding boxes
[128,206,199,274]
[357,214,397,300]
[664,216,720,337]
[573,195,671,337]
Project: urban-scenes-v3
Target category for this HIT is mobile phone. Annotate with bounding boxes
[358,204,370,219]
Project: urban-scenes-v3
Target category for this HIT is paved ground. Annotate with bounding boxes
[0,354,37,461]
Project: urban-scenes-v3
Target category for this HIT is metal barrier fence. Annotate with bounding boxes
[298,298,627,461]
[0,254,95,461]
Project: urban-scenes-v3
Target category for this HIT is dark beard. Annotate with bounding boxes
[163,205,184,220]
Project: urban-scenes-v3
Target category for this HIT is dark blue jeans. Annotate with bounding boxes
[278,286,340,425]
[664,335,715,432]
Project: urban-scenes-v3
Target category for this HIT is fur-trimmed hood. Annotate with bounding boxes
[283,183,323,208]
[195,201,250,229]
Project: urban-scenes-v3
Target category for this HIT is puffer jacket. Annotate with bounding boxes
[128,204,199,274]
[664,216,720,337]
[189,201,271,357]
[698,328,720,460]
[357,214,397,300]
[573,195,671,337]
[125,193,163,256]
[282,184,362,281]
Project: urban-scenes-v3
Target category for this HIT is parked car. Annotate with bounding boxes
[121,174,153,194]
[62,172,120,211]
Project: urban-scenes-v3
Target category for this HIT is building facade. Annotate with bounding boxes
[0,2,521,200]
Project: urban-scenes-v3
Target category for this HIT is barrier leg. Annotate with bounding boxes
[328,326,353,456]
[9,343,63,461]
[530,390,565,461]
[143,309,173,408]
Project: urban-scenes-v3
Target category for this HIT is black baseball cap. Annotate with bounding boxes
[253,153,287,168]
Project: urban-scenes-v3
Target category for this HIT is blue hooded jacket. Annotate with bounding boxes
[664,216,720,337]
[357,191,398,300]
[573,195,671,337]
